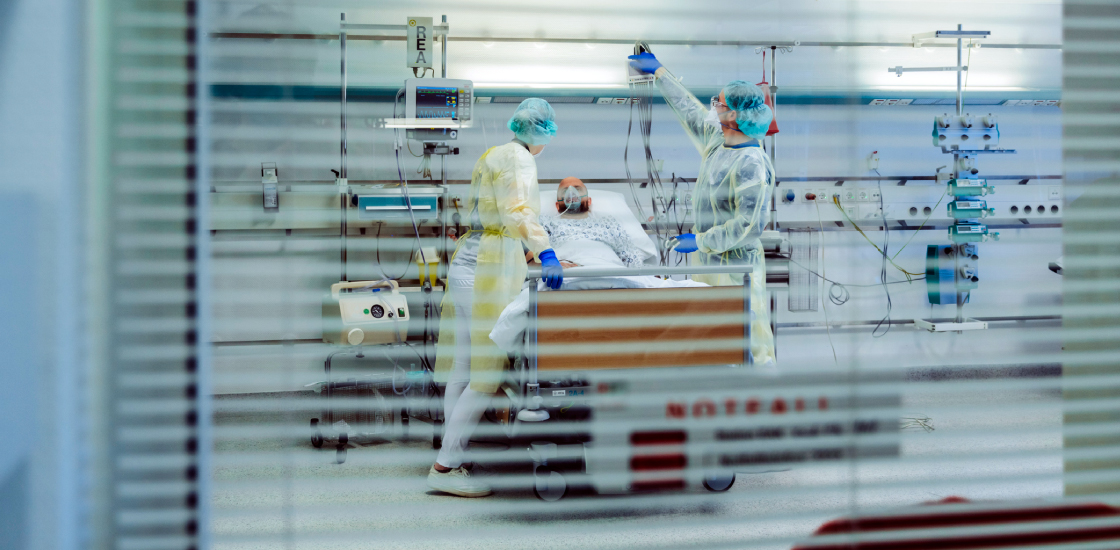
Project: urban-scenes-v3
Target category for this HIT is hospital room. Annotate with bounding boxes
[2,0,1119,549]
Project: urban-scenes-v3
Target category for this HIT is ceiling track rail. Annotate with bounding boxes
[209,32,1060,50]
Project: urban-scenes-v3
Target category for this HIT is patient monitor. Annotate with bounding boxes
[403,78,473,141]
[323,280,409,346]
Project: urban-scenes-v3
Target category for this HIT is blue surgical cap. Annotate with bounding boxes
[723,80,773,139]
[507,98,558,145]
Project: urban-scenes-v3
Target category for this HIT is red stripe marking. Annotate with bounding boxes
[630,454,687,471]
[630,430,687,446]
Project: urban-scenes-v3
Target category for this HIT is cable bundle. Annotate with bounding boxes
[624,41,684,266]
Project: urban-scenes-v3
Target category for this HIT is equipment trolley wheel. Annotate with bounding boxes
[702,472,735,492]
[533,469,567,502]
[335,432,349,464]
[310,418,323,448]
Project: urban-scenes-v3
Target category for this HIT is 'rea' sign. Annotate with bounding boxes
[407,16,434,70]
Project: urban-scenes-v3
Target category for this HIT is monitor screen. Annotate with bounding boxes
[415,86,459,119]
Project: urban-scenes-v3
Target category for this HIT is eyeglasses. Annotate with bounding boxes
[710,96,729,109]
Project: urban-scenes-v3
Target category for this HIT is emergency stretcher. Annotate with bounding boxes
[499,265,901,501]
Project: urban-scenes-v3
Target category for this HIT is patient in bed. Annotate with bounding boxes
[526,177,646,268]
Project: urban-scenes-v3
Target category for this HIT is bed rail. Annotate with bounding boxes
[525,264,755,279]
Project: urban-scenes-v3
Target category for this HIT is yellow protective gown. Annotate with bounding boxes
[434,142,552,393]
[657,73,777,364]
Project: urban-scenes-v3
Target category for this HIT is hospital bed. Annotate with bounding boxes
[498,264,901,502]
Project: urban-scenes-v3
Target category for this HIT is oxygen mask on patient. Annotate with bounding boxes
[560,186,589,215]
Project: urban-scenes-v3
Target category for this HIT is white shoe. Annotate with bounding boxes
[427,466,492,497]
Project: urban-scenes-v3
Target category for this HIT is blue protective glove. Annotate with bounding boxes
[627,52,663,75]
[538,249,564,290]
[673,233,698,254]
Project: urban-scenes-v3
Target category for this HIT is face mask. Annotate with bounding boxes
[560,186,588,214]
[704,106,724,129]
[532,149,543,158]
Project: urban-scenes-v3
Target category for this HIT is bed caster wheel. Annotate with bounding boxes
[533,469,567,502]
[702,472,735,492]
[335,432,348,464]
[310,418,323,448]
[401,408,409,439]
[433,434,441,450]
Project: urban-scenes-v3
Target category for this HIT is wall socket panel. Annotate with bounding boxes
[775,183,1063,227]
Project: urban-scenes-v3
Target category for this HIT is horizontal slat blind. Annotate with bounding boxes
[99,1,203,549]
[1062,0,1120,501]
[174,3,1120,550]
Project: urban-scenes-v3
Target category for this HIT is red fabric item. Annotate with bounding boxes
[757,81,779,136]
[791,498,1120,550]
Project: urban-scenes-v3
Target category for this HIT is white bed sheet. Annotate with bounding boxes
[489,239,707,354]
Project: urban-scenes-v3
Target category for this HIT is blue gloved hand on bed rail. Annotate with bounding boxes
[538,249,564,290]
[672,233,698,254]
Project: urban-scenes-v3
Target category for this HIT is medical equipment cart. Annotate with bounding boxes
[310,343,441,464]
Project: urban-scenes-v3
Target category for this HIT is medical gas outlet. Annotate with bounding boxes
[323,280,410,346]
[933,114,999,150]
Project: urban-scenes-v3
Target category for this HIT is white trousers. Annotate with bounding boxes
[435,262,491,469]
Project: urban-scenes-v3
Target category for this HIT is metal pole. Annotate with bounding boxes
[956,24,963,117]
[340,13,347,179]
[528,281,539,387]
[768,46,778,356]
[745,273,754,366]
[339,13,348,281]
[441,15,447,78]
[954,25,963,324]
[769,46,777,167]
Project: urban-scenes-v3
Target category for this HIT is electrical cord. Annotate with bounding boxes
[892,186,950,261]
[831,194,923,280]
[872,170,892,337]
[416,153,433,179]
[965,39,973,90]
[626,41,676,265]
[815,201,839,364]
[395,143,428,270]
[778,253,925,289]
[375,222,412,281]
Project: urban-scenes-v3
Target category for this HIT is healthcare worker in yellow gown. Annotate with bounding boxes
[629,52,777,367]
[428,99,564,497]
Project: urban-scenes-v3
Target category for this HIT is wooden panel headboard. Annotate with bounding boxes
[530,286,749,371]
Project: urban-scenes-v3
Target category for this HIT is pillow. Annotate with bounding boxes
[539,189,659,264]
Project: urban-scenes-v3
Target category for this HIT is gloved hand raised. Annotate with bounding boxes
[627,52,663,75]
[673,233,698,254]
[538,249,564,290]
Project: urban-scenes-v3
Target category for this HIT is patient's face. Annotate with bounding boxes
[556,181,591,215]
